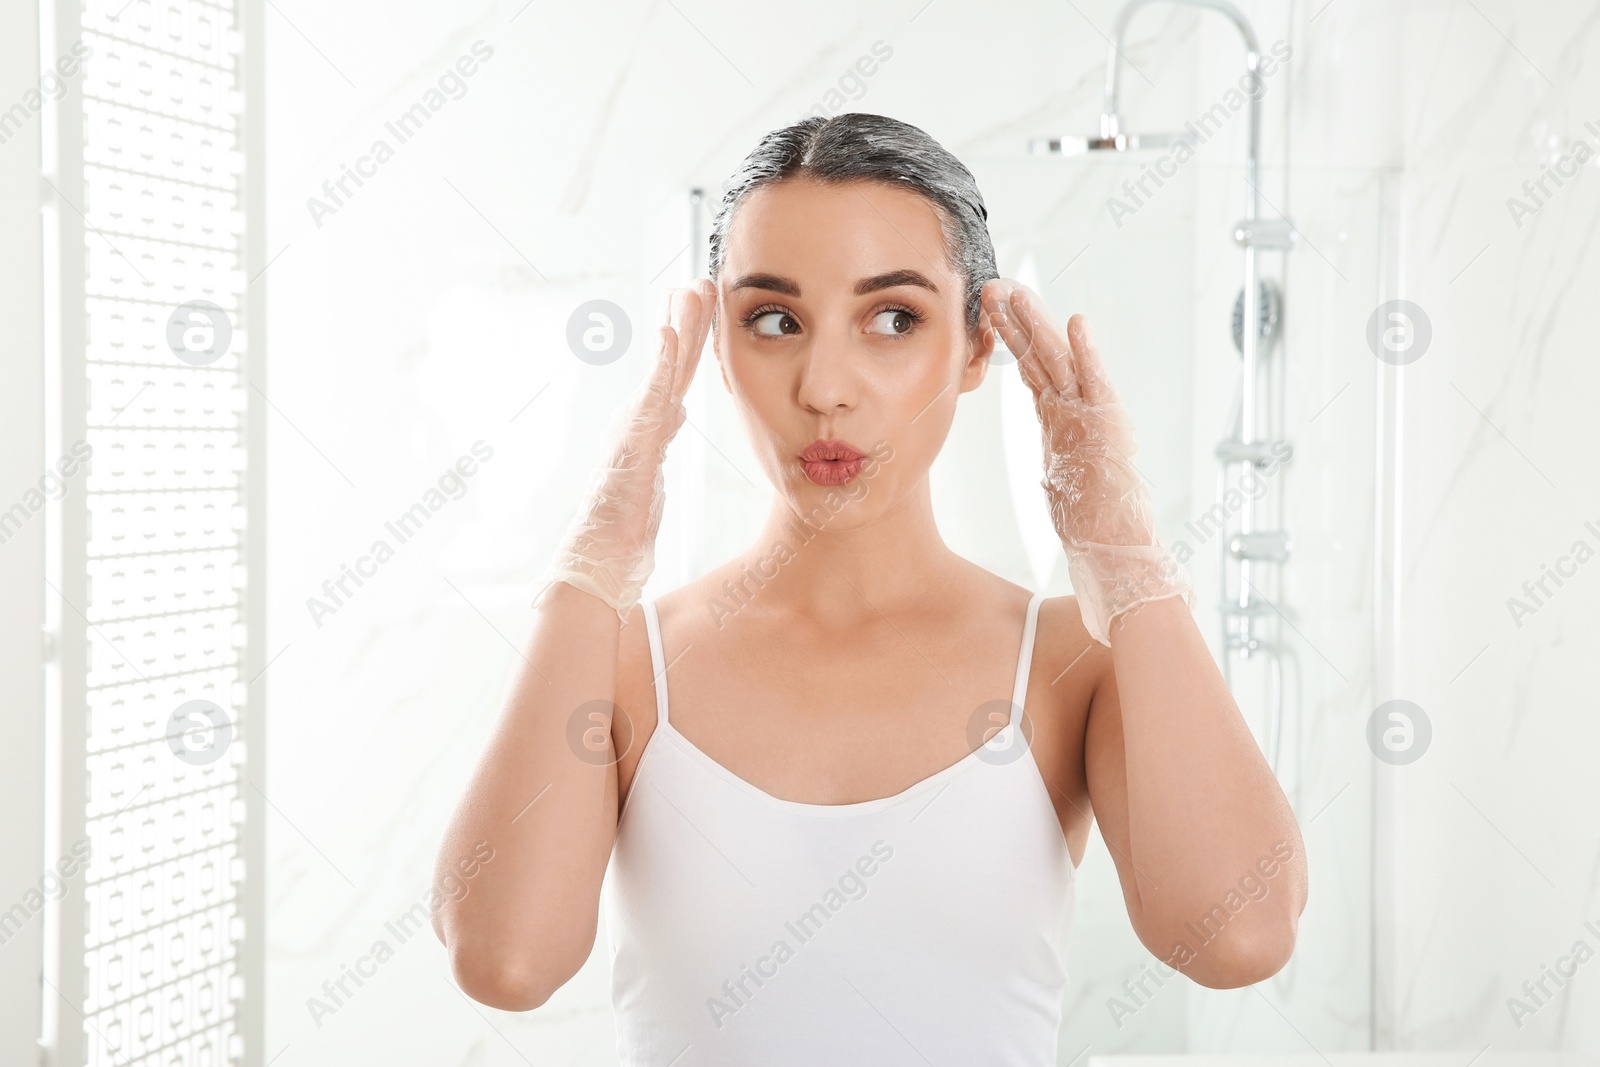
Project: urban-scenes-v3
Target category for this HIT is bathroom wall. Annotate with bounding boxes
[1027,0,1394,1052]
[259,0,1600,1062]
[261,1,1228,1061]
[1195,0,1600,1054]
[1379,0,1600,1051]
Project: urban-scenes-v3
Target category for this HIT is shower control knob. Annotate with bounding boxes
[1215,438,1293,466]
[1229,531,1291,562]
[1232,218,1298,249]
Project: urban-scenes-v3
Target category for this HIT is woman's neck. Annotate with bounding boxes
[728,476,967,623]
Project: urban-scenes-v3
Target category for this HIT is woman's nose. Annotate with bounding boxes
[795,344,859,414]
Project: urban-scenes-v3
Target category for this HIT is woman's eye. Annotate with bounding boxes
[751,311,799,336]
[868,308,917,336]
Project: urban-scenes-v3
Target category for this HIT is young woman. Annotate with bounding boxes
[432,112,1306,1064]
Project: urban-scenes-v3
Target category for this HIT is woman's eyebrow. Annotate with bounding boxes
[856,269,939,296]
[728,272,801,296]
[726,269,940,298]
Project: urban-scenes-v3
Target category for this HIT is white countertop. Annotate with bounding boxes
[1088,1056,1599,1067]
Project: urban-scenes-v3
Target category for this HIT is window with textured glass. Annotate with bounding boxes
[44,0,264,1064]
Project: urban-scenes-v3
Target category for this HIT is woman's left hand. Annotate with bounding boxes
[981,279,1153,549]
[982,279,1193,644]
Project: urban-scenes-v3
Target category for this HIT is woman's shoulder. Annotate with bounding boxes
[1033,590,1111,689]
[952,567,1097,650]
[944,569,1109,719]
[628,564,1106,678]
[613,569,1109,728]
[639,564,1097,638]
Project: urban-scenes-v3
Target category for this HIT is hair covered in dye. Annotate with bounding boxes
[708,112,998,335]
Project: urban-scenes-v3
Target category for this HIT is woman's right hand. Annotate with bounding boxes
[538,278,716,619]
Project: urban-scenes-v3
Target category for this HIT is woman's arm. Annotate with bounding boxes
[431,281,715,1010]
[984,279,1306,987]
[1084,596,1306,987]
[430,582,627,1010]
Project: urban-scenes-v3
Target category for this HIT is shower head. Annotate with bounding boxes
[1029,129,1197,156]
[1028,0,1262,196]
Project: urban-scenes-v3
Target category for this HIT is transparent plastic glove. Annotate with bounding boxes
[985,281,1194,645]
[534,280,715,622]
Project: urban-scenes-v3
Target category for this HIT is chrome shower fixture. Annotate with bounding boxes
[1232,279,1281,356]
[1029,130,1196,155]
[1030,0,1299,774]
[1029,0,1265,168]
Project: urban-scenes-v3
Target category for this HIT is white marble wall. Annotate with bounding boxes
[1378,0,1600,1052]
[261,0,1600,1063]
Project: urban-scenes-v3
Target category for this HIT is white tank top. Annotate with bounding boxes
[601,590,1076,1065]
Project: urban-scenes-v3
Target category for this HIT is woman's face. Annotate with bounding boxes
[713,177,995,525]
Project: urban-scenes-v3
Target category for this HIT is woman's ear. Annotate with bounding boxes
[960,317,997,394]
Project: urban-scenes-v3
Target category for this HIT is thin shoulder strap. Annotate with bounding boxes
[1009,592,1045,727]
[641,599,670,726]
